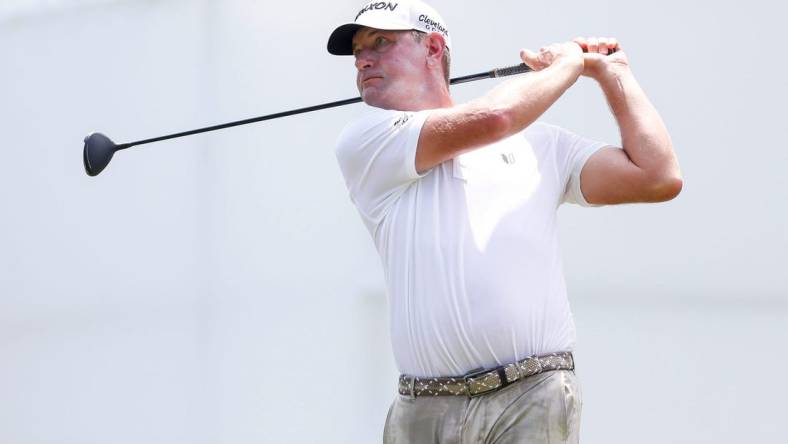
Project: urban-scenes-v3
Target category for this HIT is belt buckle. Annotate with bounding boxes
[463,367,495,398]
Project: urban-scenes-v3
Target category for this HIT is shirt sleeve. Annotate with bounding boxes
[542,123,612,207]
[334,107,432,230]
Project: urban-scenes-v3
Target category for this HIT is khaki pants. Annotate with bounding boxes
[383,370,581,444]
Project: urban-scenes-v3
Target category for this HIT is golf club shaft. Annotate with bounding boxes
[115,63,533,151]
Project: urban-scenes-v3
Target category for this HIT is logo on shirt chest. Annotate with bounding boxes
[501,152,516,164]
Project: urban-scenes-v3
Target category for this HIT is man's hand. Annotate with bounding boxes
[519,41,585,73]
[572,36,630,82]
[521,37,630,82]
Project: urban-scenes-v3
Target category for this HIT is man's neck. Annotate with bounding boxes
[393,84,454,111]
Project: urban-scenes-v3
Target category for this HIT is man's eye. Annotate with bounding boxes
[374,36,389,48]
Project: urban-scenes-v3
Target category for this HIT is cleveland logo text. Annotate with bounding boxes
[418,15,448,37]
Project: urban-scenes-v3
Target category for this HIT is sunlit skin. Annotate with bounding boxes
[351,27,452,111]
[349,28,681,202]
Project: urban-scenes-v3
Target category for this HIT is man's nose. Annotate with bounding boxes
[354,50,375,70]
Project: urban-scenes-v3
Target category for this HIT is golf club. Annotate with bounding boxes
[83,62,534,177]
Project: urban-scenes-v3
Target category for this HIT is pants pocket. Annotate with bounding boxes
[560,371,582,444]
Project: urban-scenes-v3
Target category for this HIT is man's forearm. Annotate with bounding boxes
[479,57,584,136]
[417,54,583,172]
[598,69,681,183]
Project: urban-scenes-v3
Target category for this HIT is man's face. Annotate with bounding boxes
[351,27,429,109]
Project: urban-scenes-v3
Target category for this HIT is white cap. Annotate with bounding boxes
[327,0,451,56]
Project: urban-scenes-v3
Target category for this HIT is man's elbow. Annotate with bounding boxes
[646,173,683,202]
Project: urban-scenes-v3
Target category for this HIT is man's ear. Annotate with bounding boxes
[425,32,446,66]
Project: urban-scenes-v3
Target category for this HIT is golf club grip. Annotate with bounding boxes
[448,63,531,86]
[490,49,619,79]
[492,63,533,78]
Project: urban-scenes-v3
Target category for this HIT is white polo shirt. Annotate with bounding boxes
[335,105,609,377]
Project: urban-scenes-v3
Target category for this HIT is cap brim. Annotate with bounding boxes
[327,23,363,56]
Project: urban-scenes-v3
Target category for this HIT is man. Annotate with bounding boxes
[327,1,681,442]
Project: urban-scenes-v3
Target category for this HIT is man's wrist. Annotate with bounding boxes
[592,63,633,88]
[549,56,584,82]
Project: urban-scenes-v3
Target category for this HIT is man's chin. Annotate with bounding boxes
[361,90,395,110]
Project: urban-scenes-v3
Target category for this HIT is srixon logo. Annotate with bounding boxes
[356,2,398,20]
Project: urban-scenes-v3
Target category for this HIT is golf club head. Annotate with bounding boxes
[83,132,117,176]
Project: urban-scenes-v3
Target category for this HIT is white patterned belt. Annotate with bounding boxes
[398,352,574,398]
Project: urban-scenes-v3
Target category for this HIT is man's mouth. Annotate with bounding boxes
[362,76,383,85]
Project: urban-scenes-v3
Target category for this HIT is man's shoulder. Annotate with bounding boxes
[341,106,411,132]
[523,121,561,140]
[511,121,561,153]
[336,106,428,153]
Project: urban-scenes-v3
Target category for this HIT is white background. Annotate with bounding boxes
[1,0,785,442]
